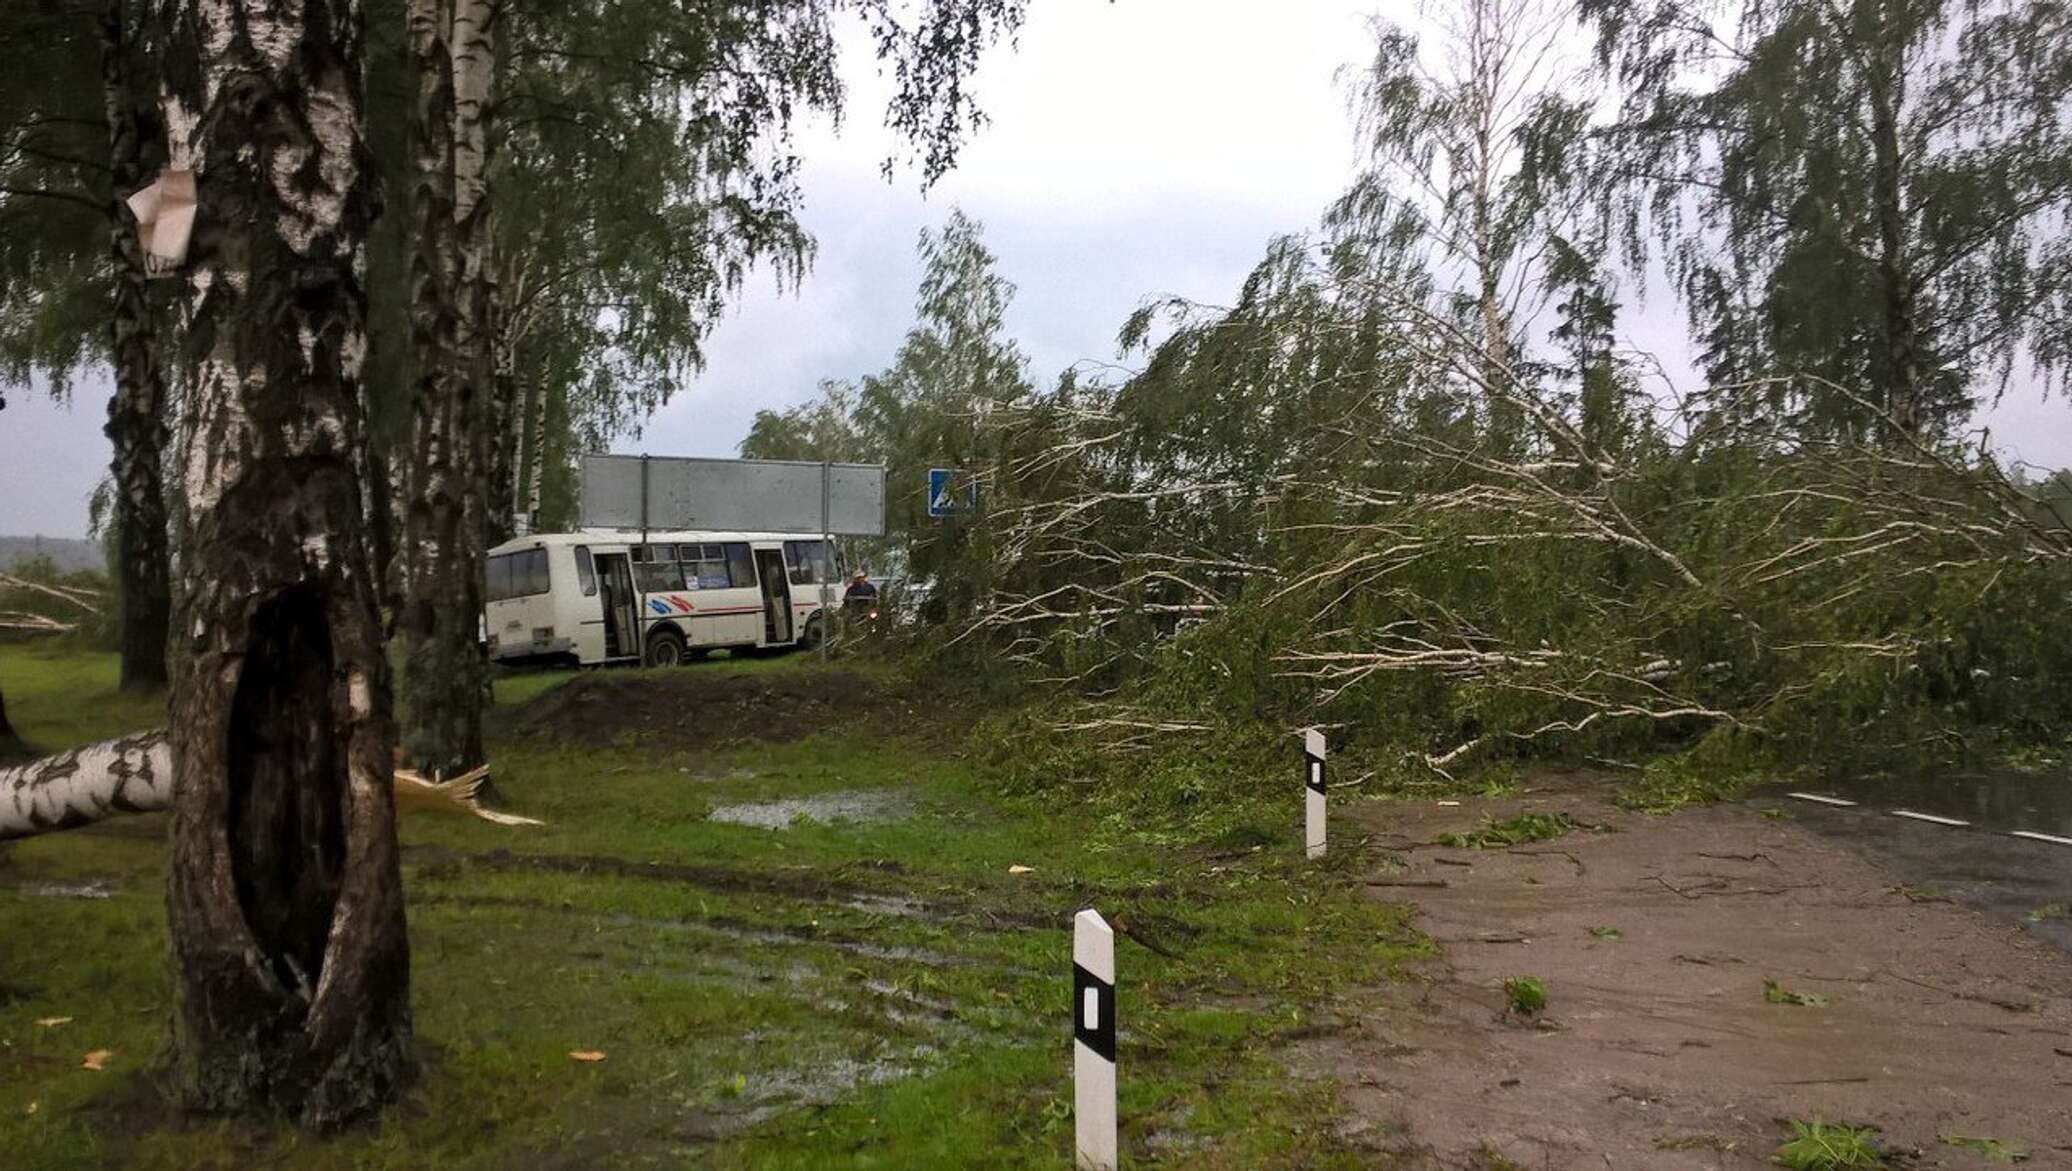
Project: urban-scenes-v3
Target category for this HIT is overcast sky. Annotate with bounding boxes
[3,0,2067,539]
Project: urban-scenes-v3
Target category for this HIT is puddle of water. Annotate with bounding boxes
[859,977,963,1020]
[653,953,821,992]
[23,881,115,900]
[844,893,931,918]
[598,909,970,967]
[677,1045,946,1141]
[750,1048,940,1106]
[707,789,910,830]
[680,766,760,783]
[1787,769,2072,836]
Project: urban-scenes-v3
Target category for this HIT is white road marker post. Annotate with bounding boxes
[1305,728,1327,859]
[1073,908,1117,1171]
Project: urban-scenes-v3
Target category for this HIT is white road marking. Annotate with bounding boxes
[2009,830,2072,847]
[1890,809,1969,827]
[1781,794,2072,848]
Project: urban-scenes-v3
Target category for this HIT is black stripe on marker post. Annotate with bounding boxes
[1073,962,1116,1063]
[1305,753,1326,795]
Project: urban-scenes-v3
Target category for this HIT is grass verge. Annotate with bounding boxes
[1,647,1424,1169]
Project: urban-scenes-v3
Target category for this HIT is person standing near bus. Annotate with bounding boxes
[843,570,879,608]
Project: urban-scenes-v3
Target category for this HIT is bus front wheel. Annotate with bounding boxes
[646,628,687,668]
[800,616,826,651]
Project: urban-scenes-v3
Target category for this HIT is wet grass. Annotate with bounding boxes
[0,642,166,750]
[0,647,1425,1169]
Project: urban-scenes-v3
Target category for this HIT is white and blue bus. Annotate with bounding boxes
[482,530,841,668]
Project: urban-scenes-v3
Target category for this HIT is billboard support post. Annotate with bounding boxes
[637,455,651,666]
[820,460,832,662]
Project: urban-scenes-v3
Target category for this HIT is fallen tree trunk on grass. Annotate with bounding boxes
[1,732,539,841]
[1,729,171,840]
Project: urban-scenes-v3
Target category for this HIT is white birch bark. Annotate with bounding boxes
[0,729,170,841]
[1,731,539,840]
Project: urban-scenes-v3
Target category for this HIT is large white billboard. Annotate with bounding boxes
[578,454,886,536]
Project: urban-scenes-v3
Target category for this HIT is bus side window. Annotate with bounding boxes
[639,558,685,592]
[724,543,754,588]
[574,545,596,596]
[682,544,730,589]
[783,539,829,586]
[487,553,514,602]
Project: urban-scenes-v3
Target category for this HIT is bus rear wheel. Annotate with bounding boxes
[646,628,687,668]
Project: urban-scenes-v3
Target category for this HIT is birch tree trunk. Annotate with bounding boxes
[159,0,411,1125]
[486,329,519,541]
[0,678,24,762]
[399,0,487,778]
[1867,45,1920,437]
[457,0,508,551]
[466,0,520,547]
[101,0,171,692]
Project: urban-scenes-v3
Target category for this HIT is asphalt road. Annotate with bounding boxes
[1759,770,2072,953]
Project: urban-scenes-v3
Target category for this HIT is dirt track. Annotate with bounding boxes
[1309,784,2072,1169]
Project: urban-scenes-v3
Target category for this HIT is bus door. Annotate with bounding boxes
[754,548,792,644]
[594,552,639,658]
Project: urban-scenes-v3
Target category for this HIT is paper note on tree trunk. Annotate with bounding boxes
[125,169,196,276]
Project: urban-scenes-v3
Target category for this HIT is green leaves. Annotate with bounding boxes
[1437,812,1594,849]
[1762,979,1830,1008]
[1503,976,1548,1017]
[1774,1119,1886,1169]
[1940,1133,2031,1163]
[480,0,1028,460]
[1582,0,2072,435]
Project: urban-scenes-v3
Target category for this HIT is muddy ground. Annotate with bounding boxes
[1309,783,2072,1169]
[503,665,931,750]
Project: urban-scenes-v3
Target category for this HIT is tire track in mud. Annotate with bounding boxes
[404,843,1207,944]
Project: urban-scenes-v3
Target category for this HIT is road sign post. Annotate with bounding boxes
[819,461,832,662]
[1073,908,1117,1171]
[1305,729,1327,859]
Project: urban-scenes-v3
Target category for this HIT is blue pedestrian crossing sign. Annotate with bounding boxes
[928,468,978,517]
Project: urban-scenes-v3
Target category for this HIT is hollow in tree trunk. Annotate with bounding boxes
[159,0,411,1126]
[102,0,170,693]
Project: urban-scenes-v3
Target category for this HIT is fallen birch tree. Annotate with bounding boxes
[934,248,2072,781]
[1,732,540,842]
